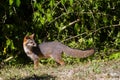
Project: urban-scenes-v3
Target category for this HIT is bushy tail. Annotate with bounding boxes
[62,45,95,58]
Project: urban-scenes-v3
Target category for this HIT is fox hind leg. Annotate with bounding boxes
[50,53,65,66]
[57,59,65,66]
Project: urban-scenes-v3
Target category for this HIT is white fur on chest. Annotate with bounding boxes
[23,46,30,54]
[23,46,39,60]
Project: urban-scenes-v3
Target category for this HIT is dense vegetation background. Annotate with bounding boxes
[0,0,120,65]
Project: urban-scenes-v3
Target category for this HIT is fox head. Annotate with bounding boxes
[23,34,37,48]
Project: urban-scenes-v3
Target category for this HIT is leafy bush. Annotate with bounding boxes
[0,0,120,65]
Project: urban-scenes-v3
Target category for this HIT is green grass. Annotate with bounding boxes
[0,59,120,80]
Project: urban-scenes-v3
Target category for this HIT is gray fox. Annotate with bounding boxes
[23,34,95,69]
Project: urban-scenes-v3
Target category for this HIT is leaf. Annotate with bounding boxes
[103,16,107,24]
[88,38,93,45]
[74,23,79,34]
[50,0,54,8]
[46,9,52,22]
[47,13,52,22]
[11,41,16,50]
[9,0,14,5]
[70,0,73,6]
[15,0,21,7]
[3,48,7,54]
[89,0,93,3]
[109,52,120,60]
[6,39,11,48]
[40,16,45,25]
[55,22,59,29]
[61,0,66,5]
[113,16,116,21]
[6,39,16,50]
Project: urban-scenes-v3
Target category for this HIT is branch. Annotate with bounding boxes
[62,24,120,42]
[84,24,120,38]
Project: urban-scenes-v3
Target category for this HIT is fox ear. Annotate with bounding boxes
[25,34,30,39]
[29,33,35,39]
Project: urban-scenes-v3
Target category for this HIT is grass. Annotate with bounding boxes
[0,59,120,80]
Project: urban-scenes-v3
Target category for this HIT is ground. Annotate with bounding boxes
[0,59,120,80]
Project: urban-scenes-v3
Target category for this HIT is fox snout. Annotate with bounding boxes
[32,42,37,47]
[28,41,37,47]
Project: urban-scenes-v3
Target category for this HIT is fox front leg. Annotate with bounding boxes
[29,54,39,69]
[34,59,39,69]
[28,54,39,69]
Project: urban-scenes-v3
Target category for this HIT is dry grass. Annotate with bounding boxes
[0,59,120,80]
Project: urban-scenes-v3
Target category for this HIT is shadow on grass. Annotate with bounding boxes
[11,74,56,80]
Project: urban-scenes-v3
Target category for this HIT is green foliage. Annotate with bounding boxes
[9,0,14,5]
[9,0,21,7]
[0,0,120,65]
[109,52,120,60]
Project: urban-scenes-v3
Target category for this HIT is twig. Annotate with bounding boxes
[89,10,97,27]
[61,19,80,31]
[4,56,13,62]
[52,1,61,11]
[93,24,120,33]
[62,31,87,42]
[47,12,72,25]
[62,3,67,13]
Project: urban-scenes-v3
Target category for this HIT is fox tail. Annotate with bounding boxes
[62,45,95,58]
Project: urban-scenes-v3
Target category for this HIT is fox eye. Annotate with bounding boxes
[30,42,33,44]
